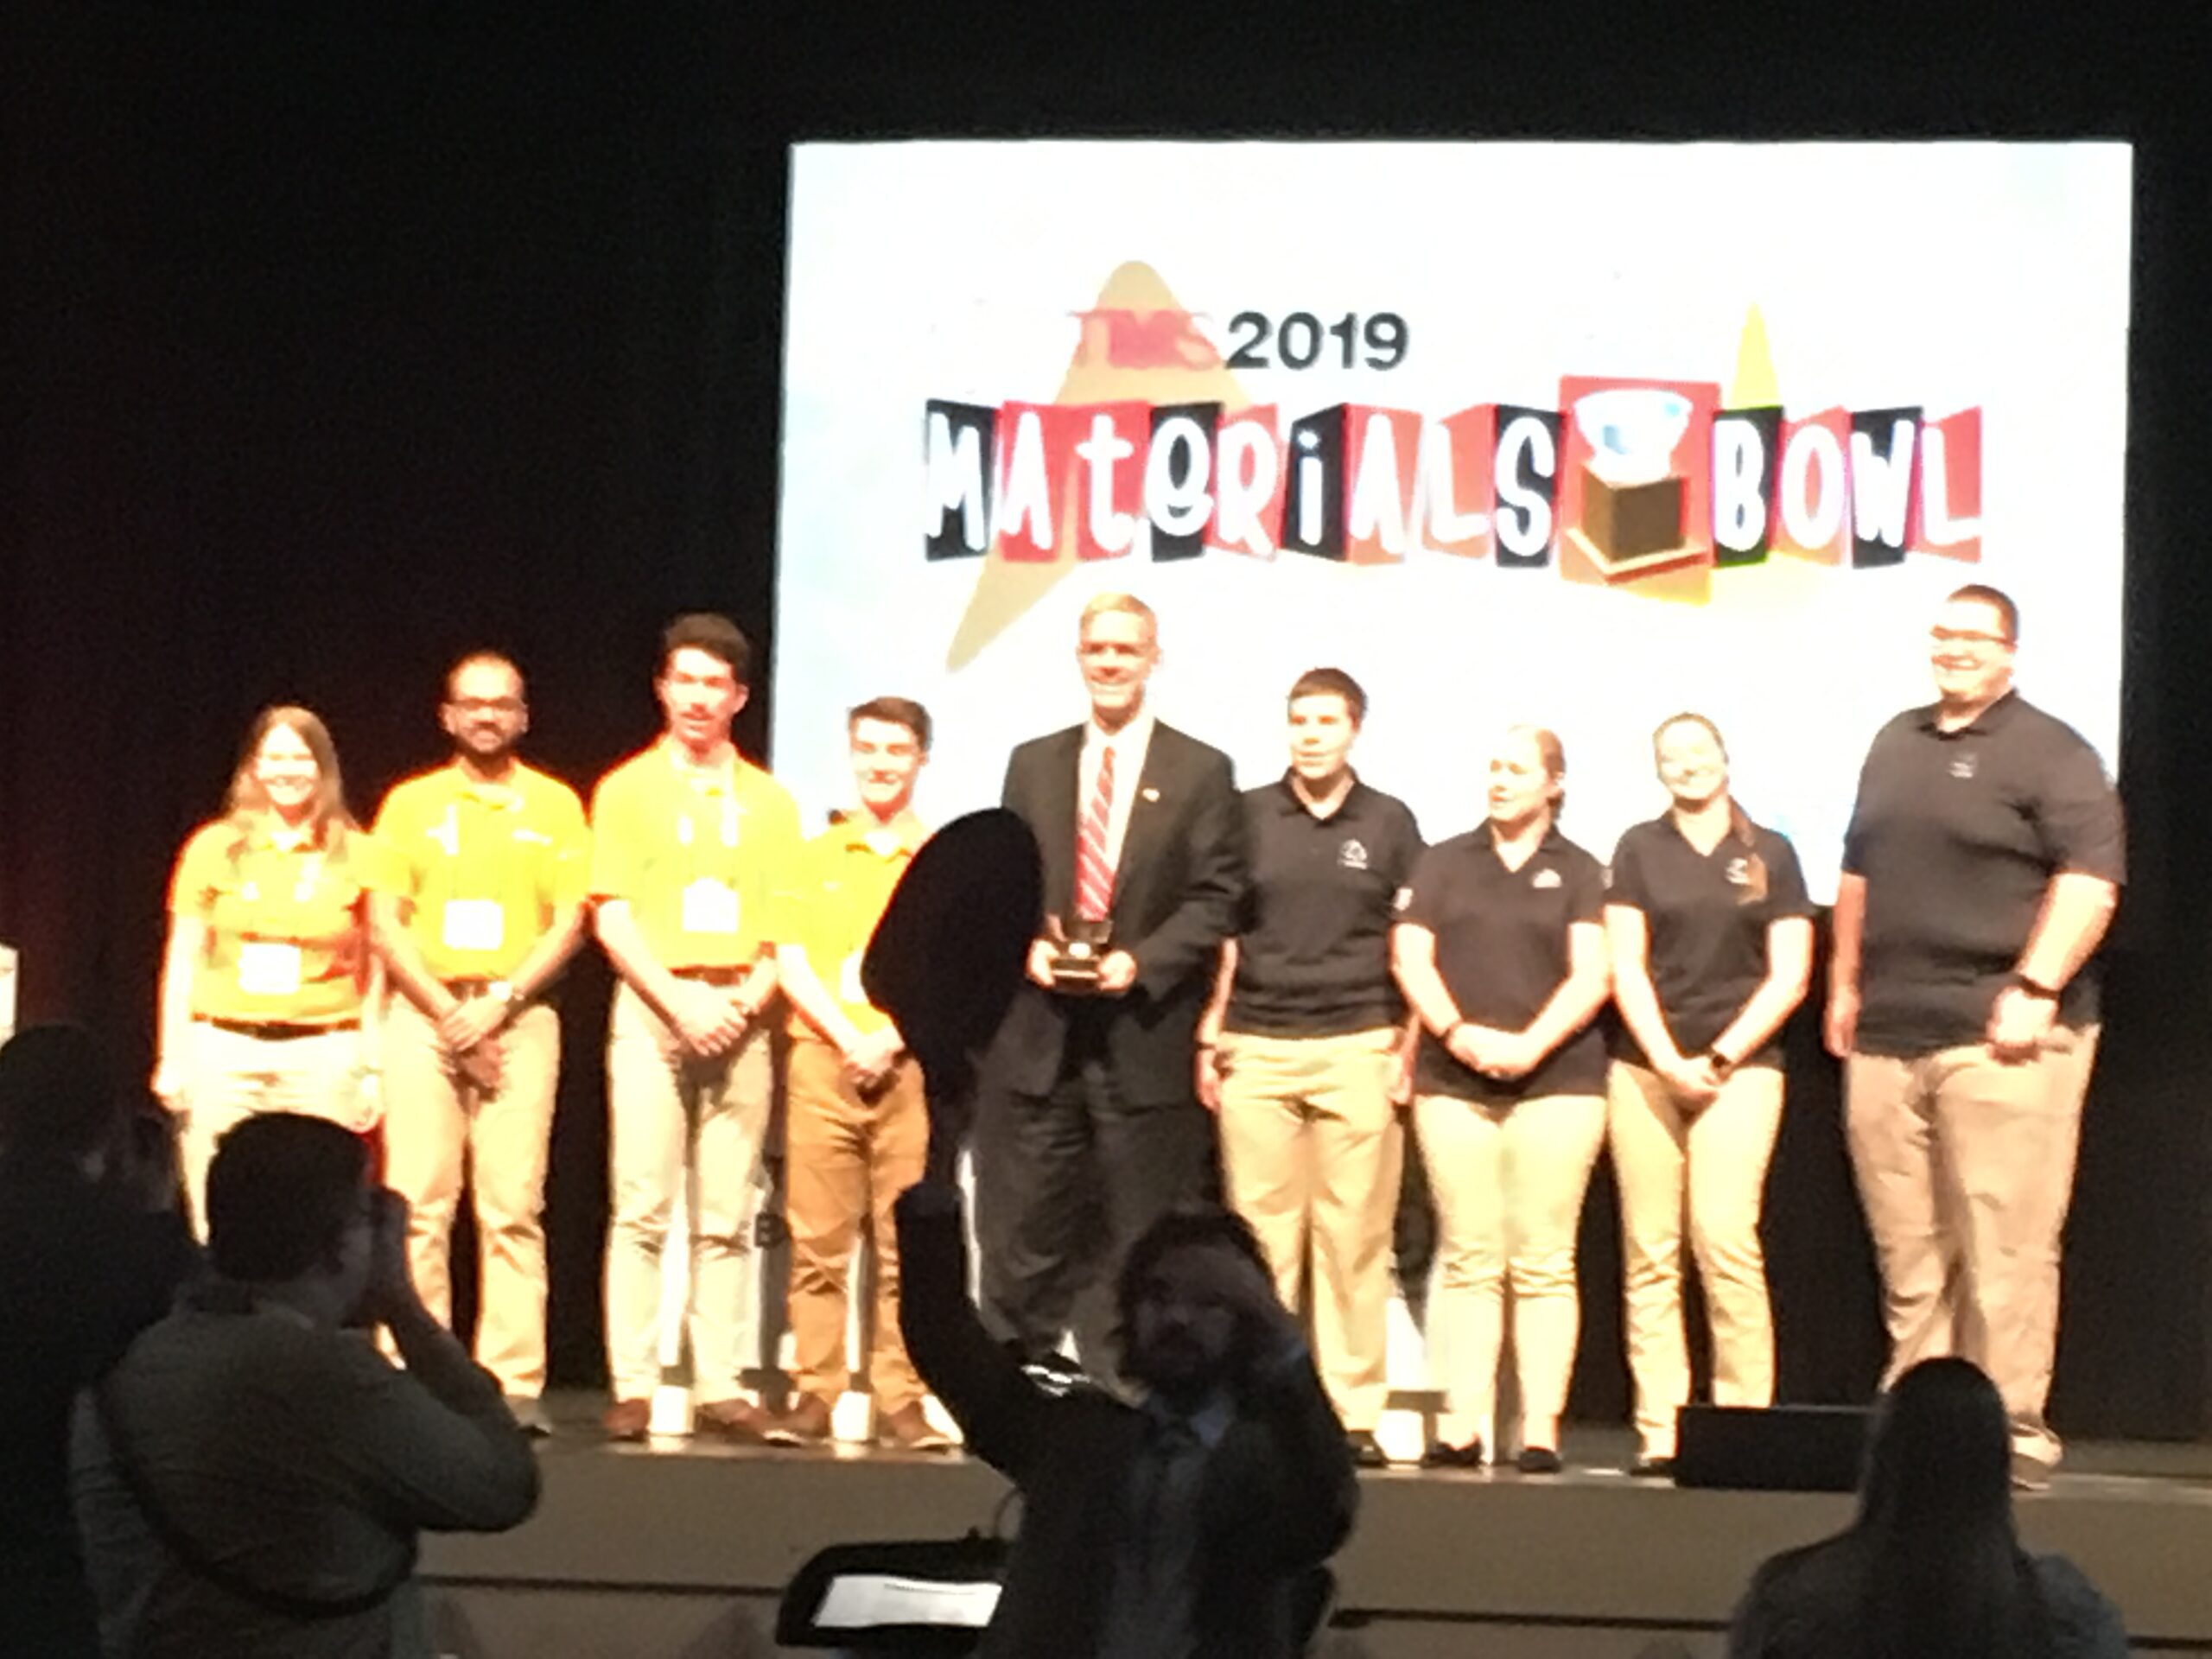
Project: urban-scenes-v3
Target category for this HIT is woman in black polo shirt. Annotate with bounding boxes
[1392,726,1611,1472]
[1607,712,1813,1476]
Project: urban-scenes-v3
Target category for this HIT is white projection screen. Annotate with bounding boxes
[772,141,2131,896]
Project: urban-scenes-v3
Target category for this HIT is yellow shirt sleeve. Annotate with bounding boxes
[588,770,639,902]
[549,784,592,908]
[168,823,228,916]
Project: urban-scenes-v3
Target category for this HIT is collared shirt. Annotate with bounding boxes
[1079,708,1156,880]
[1607,813,1812,1066]
[781,810,927,1045]
[588,740,802,972]
[1841,692,2125,1056]
[372,760,590,982]
[73,1288,537,1659]
[1398,825,1608,1100]
[1096,1389,1236,1659]
[1226,773,1423,1038]
[168,819,397,1025]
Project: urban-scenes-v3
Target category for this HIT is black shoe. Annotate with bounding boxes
[1345,1430,1389,1469]
[1516,1446,1564,1475]
[1421,1437,1486,1469]
[1630,1456,1675,1479]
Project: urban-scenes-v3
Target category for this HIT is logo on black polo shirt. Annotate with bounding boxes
[1338,838,1370,871]
[1949,753,1978,780]
[1531,868,1561,890]
[1726,856,1751,887]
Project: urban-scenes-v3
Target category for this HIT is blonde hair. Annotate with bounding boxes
[225,705,356,856]
[1078,591,1158,645]
[1652,711,1766,903]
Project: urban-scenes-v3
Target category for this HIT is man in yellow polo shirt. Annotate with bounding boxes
[772,696,947,1452]
[590,613,801,1443]
[372,652,590,1433]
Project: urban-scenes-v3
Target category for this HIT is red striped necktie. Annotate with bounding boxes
[1074,742,1116,922]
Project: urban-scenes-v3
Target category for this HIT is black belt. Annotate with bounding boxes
[201,1017,359,1041]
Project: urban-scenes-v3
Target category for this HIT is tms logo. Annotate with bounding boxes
[1072,308,1222,371]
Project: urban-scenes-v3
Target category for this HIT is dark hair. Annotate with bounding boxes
[1651,712,1767,903]
[1847,1358,2056,1658]
[849,696,932,753]
[660,613,753,684]
[205,1115,368,1283]
[1948,583,2019,645]
[444,650,524,701]
[0,1024,119,1159]
[1114,1203,1276,1370]
[1287,666,1368,725]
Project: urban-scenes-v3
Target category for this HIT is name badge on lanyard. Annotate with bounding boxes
[682,879,741,936]
[442,899,505,952]
[238,940,304,997]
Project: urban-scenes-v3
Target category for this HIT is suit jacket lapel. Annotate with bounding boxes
[1111,724,1174,925]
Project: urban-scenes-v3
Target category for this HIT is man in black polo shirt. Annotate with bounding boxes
[1825,583,2123,1487]
[1198,668,1422,1466]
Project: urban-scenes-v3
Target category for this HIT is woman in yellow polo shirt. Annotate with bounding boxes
[154,705,389,1225]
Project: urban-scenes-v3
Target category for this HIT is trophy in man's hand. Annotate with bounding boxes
[1045,913,1111,994]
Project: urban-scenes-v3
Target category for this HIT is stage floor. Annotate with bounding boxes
[419,1393,2212,1657]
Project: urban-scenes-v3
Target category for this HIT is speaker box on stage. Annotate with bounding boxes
[1673,1405,1872,1492]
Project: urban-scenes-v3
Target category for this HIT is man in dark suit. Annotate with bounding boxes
[897,1178,1357,1659]
[976,591,1246,1368]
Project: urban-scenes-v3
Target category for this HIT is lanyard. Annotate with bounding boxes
[672,752,741,850]
[240,850,323,906]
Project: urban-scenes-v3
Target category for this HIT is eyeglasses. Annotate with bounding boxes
[448,697,524,715]
[1929,628,2012,649]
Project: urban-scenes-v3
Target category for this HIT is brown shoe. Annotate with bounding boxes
[767,1395,834,1446]
[876,1402,954,1452]
[601,1398,652,1441]
[694,1398,772,1445]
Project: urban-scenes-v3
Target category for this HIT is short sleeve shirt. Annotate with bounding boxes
[1841,694,2125,1055]
[1224,776,1424,1039]
[168,820,397,1025]
[372,761,590,981]
[1606,815,1812,1066]
[781,812,926,1045]
[588,742,802,972]
[1398,826,1607,1100]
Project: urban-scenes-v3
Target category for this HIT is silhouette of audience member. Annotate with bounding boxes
[0,1024,194,1659]
[75,1111,540,1657]
[895,1179,1357,1658]
[1728,1357,2127,1658]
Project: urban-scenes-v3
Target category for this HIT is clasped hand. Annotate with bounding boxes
[1447,1022,1539,1081]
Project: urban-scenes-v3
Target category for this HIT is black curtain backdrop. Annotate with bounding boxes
[5,4,2206,1435]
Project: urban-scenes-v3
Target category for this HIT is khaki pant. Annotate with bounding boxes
[1608,1059,1784,1459]
[785,1040,928,1412]
[1845,1027,2099,1468]
[182,1022,366,1234]
[381,995,563,1397]
[605,982,773,1402]
[1416,1090,1605,1453]
[1217,1027,1403,1431]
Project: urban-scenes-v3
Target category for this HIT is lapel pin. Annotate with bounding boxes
[1141,786,1160,803]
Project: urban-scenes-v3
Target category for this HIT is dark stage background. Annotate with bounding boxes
[4,5,2206,1437]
